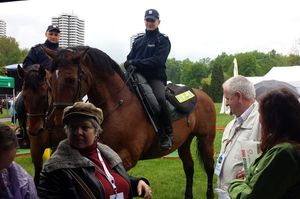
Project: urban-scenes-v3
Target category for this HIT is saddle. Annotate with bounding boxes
[128,72,197,132]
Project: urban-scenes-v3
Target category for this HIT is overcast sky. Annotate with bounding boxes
[1,0,300,64]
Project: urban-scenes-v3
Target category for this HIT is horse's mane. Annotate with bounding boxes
[50,46,126,81]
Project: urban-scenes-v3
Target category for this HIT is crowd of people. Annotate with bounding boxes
[1,7,300,199]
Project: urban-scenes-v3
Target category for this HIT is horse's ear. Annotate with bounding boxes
[74,48,89,62]
[17,64,25,79]
[38,66,46,78]
[42,45,57,59]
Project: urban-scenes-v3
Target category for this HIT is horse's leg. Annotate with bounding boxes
[178,136,194,199]
[29,136,46,185]
[196,134,215,199]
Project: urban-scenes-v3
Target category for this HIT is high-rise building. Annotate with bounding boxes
[52,13,85,48]
[0,20,6,36]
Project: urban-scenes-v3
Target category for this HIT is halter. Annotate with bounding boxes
[26,81,50,119]
[54,62,83,108]
[48,59,134,120]
[23,69,51,136]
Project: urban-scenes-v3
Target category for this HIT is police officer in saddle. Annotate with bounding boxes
[23,25,61,69]
[16,25,61,146]
[125,9,173,150]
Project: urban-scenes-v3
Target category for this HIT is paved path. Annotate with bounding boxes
[0,117,11,123]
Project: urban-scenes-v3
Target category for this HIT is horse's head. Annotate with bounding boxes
[18,64,50,136]
[45,47,91,127]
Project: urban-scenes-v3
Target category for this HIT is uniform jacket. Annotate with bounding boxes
[23,40,59,70]
[127,28,171,83]
[229,142,300,199]
[38,140,149,199]
[217,102,261,190]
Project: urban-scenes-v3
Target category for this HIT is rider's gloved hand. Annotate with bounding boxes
[124,60,136,72]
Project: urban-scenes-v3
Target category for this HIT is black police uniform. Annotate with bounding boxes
[23,39,59,69]
[126,28,173,150]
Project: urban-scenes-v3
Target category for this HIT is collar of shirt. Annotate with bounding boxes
[235,103,255,127]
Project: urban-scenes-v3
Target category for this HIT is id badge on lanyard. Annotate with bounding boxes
[97,149,119,198]
[214,153,226,176]
[109,192,124,199]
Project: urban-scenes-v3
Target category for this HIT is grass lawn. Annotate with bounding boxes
[13,103,233,199]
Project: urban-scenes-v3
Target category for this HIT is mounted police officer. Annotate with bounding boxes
[125,9,173,150]
[16,25,61,146]
[23,25,61,69]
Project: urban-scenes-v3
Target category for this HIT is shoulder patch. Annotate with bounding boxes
[161,33,169,38]
[133,33,145,43]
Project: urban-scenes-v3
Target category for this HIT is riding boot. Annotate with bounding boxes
[159,105,174,150]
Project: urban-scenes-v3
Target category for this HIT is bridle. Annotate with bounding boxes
[46,57,135,120]
[23,70,51,135]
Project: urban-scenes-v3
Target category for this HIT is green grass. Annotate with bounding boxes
[0,108,10,118]
[14,103,233,199]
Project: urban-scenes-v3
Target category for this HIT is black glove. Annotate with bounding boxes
[124,60,136,72]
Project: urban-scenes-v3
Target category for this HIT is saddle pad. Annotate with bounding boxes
[166,83,197,113]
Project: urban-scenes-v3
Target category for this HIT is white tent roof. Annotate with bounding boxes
[264,66,300,82]
[255,66,300,94]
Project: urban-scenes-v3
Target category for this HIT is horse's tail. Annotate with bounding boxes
[195,137,204,166]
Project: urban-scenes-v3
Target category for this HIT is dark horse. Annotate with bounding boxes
[45,47,216,199]
[17,64,66,185]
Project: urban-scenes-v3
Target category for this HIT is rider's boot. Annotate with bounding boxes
[159,106,174,150]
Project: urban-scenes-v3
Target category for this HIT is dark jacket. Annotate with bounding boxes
[38,140,149,199]
[23,40,59,70]
[127,28,171,83]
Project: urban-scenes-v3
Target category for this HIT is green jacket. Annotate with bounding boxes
[228,142,300,199]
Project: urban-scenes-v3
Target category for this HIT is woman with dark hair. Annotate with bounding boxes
[0,125,38,199]
[228,88,300,198]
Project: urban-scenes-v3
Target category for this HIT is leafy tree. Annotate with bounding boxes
[180,59,208,88]
[0,36,28,75]
[286,54,300,65]
[166,58,182,83]
[210,64,224,102]
[235,53,257,76]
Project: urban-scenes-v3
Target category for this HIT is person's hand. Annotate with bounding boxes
[124,60,136,72]
[137,180,152,199]
[236,169,245,179]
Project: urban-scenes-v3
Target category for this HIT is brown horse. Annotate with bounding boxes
[45,46,216,199]
[17,64,66,185]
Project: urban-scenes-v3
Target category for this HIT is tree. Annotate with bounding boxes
[166,58,182,83]
[210,64,224,102]
[180,59,209,88]
[0,36,28,75]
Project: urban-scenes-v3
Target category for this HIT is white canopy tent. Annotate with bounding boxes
[262,66,300,94]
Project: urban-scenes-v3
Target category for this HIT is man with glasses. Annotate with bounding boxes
[23,25,61,69]
[125,9,173,150]
[17,25,61,147]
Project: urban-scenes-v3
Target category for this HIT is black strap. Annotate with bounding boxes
[66,169,97,199]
